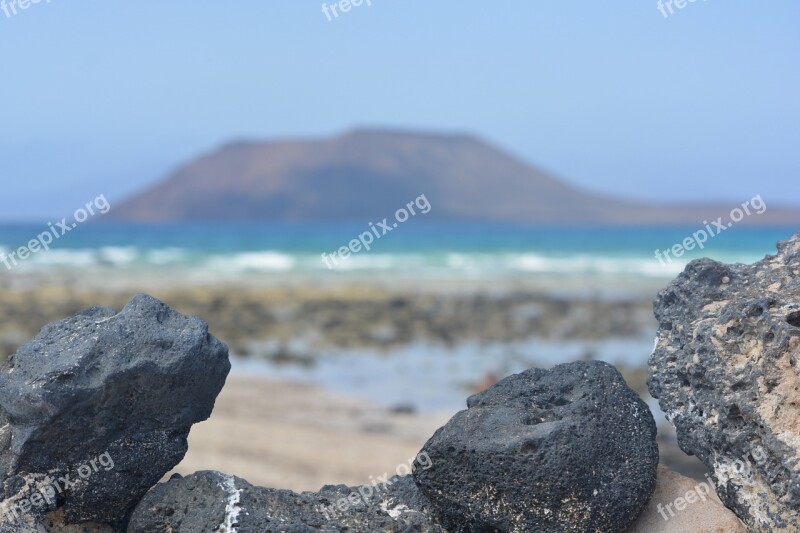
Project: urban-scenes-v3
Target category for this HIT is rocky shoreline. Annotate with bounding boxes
[0,297,735,532]
[0,280,709,481]
[2,234,799,531]
[0,284,656,362]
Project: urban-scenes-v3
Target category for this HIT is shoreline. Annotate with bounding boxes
[0,280,709,483]
[0,280,658,360]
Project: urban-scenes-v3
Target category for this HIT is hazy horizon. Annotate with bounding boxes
[1,2,798,220]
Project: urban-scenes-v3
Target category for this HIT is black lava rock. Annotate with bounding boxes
[648,233,800,531]
[128,470,445,532]
[413,360,658,533]
[0,294,229,528]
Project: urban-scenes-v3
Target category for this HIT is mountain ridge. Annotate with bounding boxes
[111,129,800,225]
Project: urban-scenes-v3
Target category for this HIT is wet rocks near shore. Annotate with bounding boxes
[0,287,656,362]
[649,233,800,531]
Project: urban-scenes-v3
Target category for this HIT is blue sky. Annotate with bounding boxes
[0,1,798,220]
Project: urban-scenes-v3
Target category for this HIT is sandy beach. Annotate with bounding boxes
[0,278,708,484]
[170,376,451,491]
[169,373,707,494]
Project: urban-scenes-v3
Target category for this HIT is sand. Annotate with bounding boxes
[172,376,745,533]
[169,375,450,491]
[0,283,709,481]
[630,465,747,532]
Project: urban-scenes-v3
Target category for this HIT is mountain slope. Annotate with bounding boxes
[112,129,799,225]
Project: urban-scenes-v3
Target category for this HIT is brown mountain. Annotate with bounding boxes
[112,129,799,225]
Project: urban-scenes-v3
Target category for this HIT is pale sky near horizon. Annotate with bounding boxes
[0,1,798,220]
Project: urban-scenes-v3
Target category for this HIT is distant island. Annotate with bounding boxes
[112,129,799,225]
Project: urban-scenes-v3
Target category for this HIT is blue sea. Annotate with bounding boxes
[0,222,794,282]
[1,222,795,412]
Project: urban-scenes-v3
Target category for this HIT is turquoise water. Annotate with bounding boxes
[0,222,794,279]
[2,222,792,411]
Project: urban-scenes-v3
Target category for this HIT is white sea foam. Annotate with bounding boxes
[0,244,764,281]
[26,249,97,267]
[146,247,190,265]
[332,253,429,271]
[97,247,139,265]
[511,253,684,277]
[206,251,296,272]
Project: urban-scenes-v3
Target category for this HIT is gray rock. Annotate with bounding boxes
[413,360,659,533]
[127,470,445,532]
[0,294,229,528]
[648,233,800,531]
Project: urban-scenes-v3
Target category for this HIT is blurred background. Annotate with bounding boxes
[1,1,798,488]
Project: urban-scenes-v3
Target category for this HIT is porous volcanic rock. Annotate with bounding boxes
[648,233,800,531]
[413,360,659,533]
[0,294,230,529]
[127,470,444,532]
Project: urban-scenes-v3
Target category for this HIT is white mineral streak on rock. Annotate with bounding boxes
[379,499,411,519]
[218,475,243,532]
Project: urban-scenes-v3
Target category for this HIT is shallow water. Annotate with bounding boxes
[231,334,657,413]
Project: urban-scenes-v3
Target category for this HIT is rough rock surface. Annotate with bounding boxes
[648,233,800,531]
[627,465,747,533]
[0,294,230,529]
[128,470,445,532]
[413,360,659,533]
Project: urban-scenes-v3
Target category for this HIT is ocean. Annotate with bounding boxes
[0,222,795,412]
[0,222,792,281]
